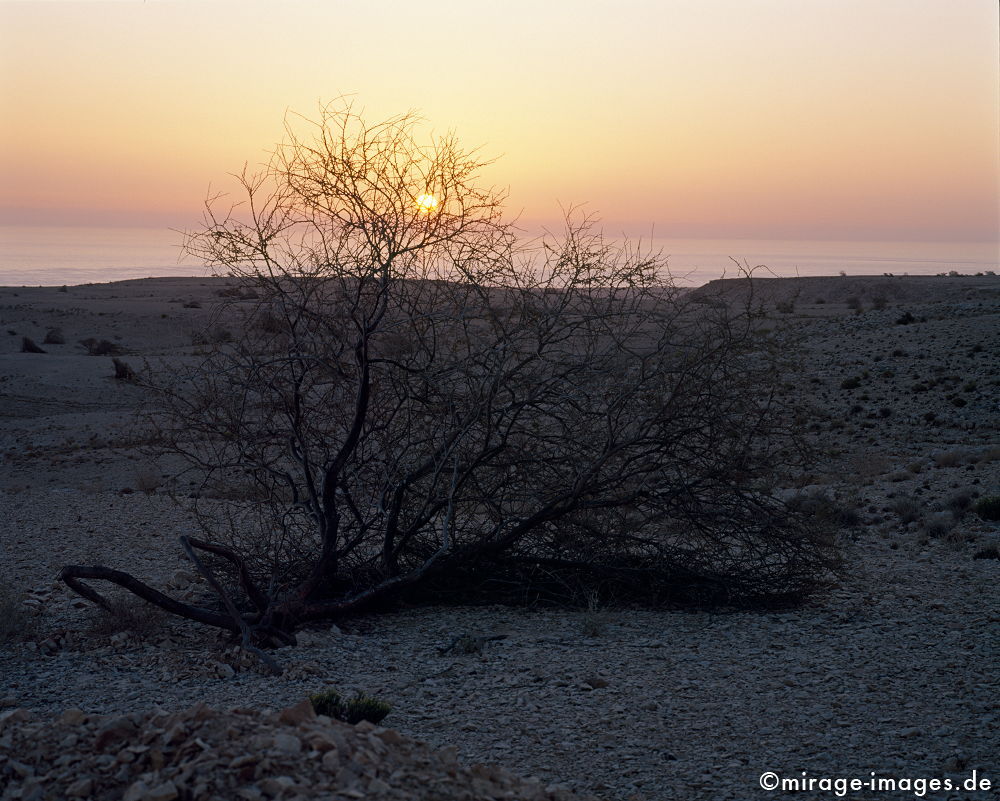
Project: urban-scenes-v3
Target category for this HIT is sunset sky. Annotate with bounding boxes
[1,0,997,242]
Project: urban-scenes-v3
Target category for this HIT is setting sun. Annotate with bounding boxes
[415,193,439,212]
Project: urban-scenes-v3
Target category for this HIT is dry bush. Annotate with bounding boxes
[786,489,861,530]
[973,496,1000,522]
[42,327,65,345]
[86,595,166,640]
[974,446,1000,464]
[0,584,33,644]
[191,326,233,346]
[113,358,137,382]
[62,103,839,662]
[848,452,891,482]
[933,449,969,468]
[890,496,923,524]
[945,489,976,517]
[79,338,125,356]
[923,512,955,538]
[135,465,163,494]
[20,337,46,354]
[579,590,610,638]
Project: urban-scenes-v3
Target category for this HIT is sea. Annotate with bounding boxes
[0,225,996,288]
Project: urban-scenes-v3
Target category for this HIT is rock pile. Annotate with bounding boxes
[0,701,594,801]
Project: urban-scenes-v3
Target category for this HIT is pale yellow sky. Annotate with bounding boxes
[1,0,997,241]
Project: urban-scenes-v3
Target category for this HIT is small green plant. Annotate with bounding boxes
[840,376,861,390]
[895,311,916,325]
[972,496,1000,522]
[42,327,65,345]
[309,688,391,725]
[309,688,344,717]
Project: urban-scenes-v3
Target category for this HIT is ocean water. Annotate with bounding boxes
[0,225,996,288]
[0,226,206,286]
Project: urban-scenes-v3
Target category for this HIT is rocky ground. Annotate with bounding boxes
[0,275,998,800]
[1,700,589,801]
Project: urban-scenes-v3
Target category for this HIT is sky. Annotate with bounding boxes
[1,0,998,242]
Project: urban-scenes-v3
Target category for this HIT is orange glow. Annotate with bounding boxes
[0,1,996,241]
[415,194,439,213]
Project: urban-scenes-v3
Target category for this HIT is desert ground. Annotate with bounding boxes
[0,274,997,800]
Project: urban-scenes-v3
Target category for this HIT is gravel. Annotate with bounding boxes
[1,276,998,800]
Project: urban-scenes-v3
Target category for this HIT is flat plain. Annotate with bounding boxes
[1,274,997,800]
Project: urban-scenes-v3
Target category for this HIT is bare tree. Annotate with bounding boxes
[62,102,839,668]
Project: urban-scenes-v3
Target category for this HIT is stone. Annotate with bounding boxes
[95,715,138,750]
[7,760,33,778]
[229,753,259,768]
[215,662,236,680]
[65,777,93,797]
[278,698,316,726]
[260,776,295,796]
[377,728,404,745]
[59,708,86,726]
[38,638,59,655]
[271,732,302,754]
[321,749,341,772]
[123,780,150,801]
[169,570,196,588]
[0,709,31,733]
[147,780,179,801]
